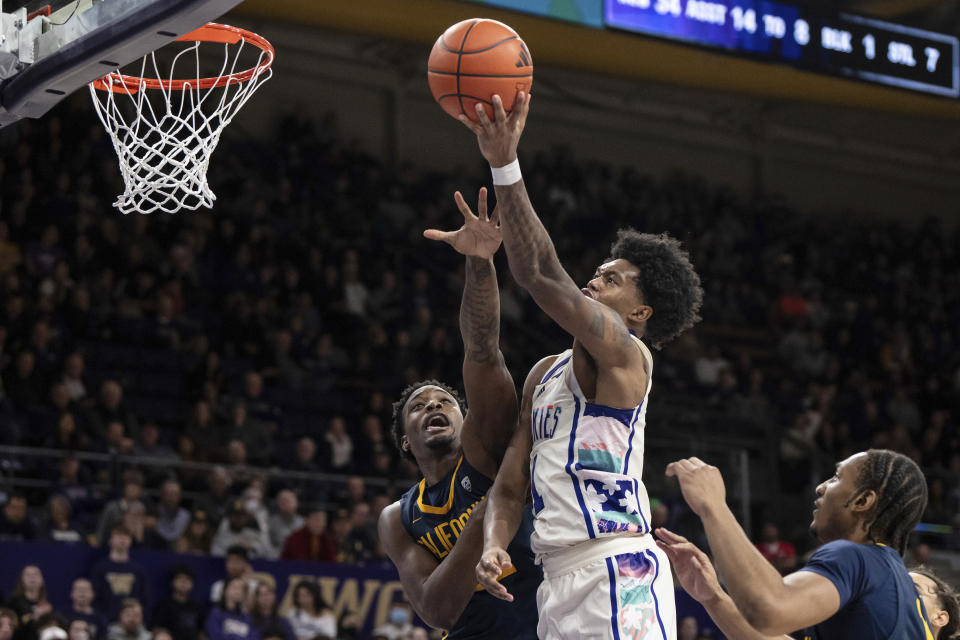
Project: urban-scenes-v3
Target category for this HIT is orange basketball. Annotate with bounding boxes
[427,19,533,122]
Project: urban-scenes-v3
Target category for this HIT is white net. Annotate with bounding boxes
[89,25,273,215]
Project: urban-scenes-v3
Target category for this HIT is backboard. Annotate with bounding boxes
[0,0,244,127]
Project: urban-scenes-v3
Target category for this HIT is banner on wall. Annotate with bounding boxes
[0,542,407,638]
[0,541,720,638]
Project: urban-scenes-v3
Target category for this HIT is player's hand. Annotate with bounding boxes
[476,546,515,602]
[424,188,502,259]
[655,527,723,604]
[457,91,531,168]
[665,457,726,519]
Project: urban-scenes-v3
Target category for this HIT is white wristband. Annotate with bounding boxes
[491,159,522,186]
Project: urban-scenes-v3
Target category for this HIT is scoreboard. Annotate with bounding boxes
[466,0,960,98]
[605,0,959,97]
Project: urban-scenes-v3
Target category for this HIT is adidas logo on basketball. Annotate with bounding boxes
[461,476,472,492]
[515,44,531,68]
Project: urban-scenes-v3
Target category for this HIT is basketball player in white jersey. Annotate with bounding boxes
[454,93,703,639]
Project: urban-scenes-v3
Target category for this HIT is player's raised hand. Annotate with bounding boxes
[476,546,515,602]
[424,188,502,259]
[665,457,726,518]
[655,527,723,604]
[457,91,531,168]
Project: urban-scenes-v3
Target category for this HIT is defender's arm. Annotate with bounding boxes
[458,253,518,478]
[476,356,553,601]
[702,504,840,634]
[378,499,488,630]
[667,458,841,635]
[702,593,796,640]
[655,528,793,640]
[424,189,518,478]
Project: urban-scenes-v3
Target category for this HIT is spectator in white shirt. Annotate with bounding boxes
[284,582,335,640]
[210,500,271,559]
[209,546,261,604]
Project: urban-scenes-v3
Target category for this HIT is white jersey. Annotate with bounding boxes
[529,335,653,558]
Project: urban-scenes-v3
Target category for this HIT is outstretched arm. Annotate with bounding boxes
[666,458,841,635]
[655,528,791,640]
[425,189,517,478]
[475,356,554,601]
[459,95,641,372]
[378,498,488,630]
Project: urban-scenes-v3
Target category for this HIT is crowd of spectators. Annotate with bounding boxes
[0,95,958,636]
[0,464,386,563]
[0,538,423,640]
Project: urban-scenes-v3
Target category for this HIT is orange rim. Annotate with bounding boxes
[91,23,273,93]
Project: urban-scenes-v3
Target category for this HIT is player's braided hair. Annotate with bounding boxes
[849,449,928,555]
[608,229,703,349]
[390,379,465,462]
[910,566,960,639]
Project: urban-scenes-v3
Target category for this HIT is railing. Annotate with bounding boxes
[645,434,758,537]
[0,435,760,520]
[3,435,954,553]
[0,445,396,510]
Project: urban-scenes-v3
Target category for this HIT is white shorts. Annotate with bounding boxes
[536,535,676,640]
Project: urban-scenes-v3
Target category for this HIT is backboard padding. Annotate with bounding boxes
[0,0,244,127]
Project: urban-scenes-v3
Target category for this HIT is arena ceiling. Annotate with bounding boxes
[4,0,959,34]
[5,1,957,44]
[3,0,957,118]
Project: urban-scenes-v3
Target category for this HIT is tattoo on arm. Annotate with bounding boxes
[496,184,557,285]
[462,257,499,363]
[497,183,639,361]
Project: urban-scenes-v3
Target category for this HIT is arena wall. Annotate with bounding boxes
[223,20,960,225]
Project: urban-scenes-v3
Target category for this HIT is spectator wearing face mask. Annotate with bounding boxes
[371,605,413,640]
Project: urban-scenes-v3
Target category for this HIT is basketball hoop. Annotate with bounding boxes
[90,23,274,215]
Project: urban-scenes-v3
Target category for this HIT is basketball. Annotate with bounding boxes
[427,19,533,122]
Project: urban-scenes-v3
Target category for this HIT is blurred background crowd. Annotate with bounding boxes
[0,97,958,640]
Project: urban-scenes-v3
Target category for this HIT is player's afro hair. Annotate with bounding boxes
[608,229,703,348]
[390,379,466,462]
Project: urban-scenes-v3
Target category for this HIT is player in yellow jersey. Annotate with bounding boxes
[378,189,540,639]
